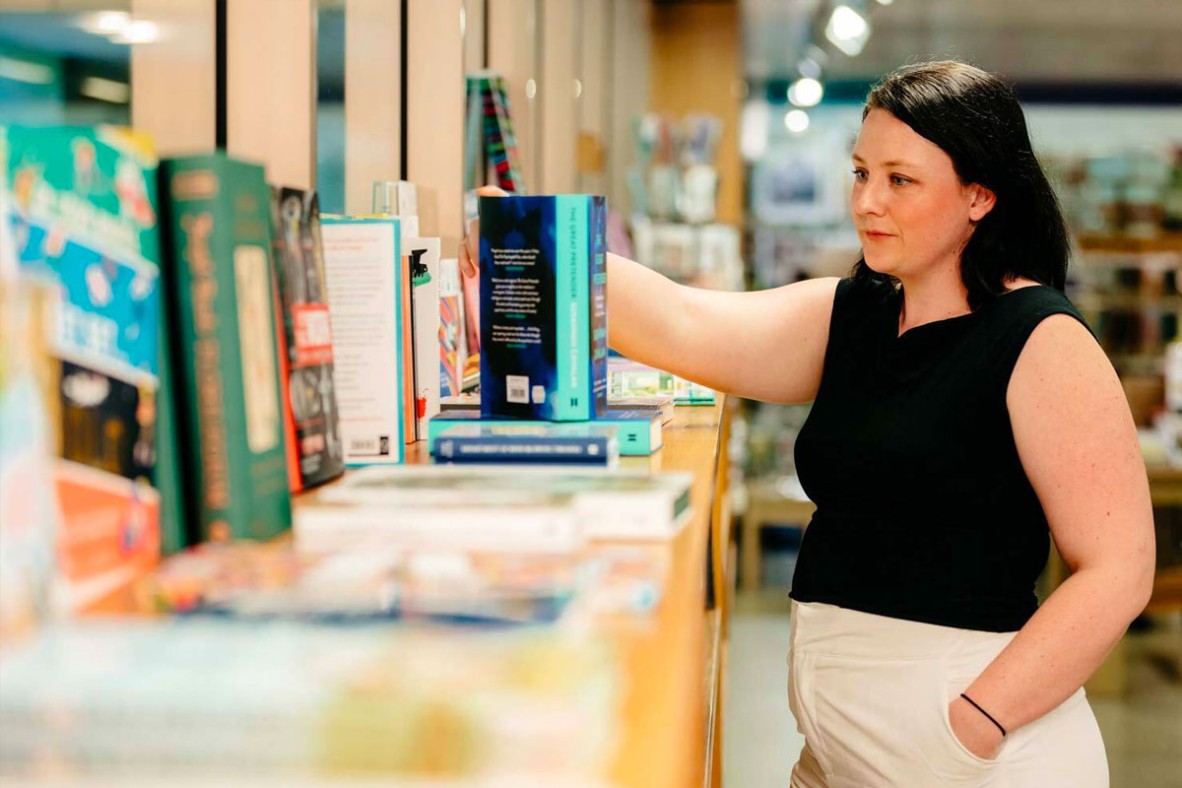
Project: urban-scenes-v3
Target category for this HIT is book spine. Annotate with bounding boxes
[433,435,613,465]
[554,196,590,421]
[273,262,303,493]
[590,196,609,417]
[409,241,441,439]
[609,418,656,455]
[401,235,416,445]
[165,159,234,542]
[295,506,581,554]
[270,189,346,489]
[165,156,291,542]
[438,258,462,397]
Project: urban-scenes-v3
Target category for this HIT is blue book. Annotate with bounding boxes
[432,423,619,466]
[428,409,662,456]
[478,194,608,421]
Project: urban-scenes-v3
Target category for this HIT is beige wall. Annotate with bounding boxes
[343,0,402,215]
[130,0,216,157]
[226,0,316,189]
[539,0,578,194]
[407,0,465,246]
[650,2,743,226]
[608,0,651,217]
[488,0,542,192]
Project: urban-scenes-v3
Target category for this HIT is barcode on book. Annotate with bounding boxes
[507,375,529,404]
[350,436,390,456]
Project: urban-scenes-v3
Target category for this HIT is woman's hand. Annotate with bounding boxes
[948,697,1004,761]
[459,184,509,277]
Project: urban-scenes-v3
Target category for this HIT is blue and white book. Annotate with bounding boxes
[428,408,662,456]
[432,423,619,467]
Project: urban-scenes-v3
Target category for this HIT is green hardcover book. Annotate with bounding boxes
[160,153,291,543]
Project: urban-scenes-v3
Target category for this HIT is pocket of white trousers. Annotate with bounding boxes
[939,663,1002,769]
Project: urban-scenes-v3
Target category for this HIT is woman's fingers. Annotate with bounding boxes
[460,185,509,277]
[460,219,479,278]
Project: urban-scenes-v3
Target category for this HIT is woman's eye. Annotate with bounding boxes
[851,169,868,181]
[890,175,912,187]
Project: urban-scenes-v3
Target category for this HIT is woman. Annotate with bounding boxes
[462,61,1155,786]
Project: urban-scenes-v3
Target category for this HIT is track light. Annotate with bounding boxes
[826,5,871,57]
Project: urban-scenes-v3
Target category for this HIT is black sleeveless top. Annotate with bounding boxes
[790,277,1096,632]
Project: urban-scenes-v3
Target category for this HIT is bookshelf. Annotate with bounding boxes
[293,401,735,788]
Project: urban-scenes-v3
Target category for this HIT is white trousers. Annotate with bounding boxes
[788,601,1108,787]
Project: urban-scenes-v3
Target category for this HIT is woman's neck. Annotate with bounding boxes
[896,265,971,336]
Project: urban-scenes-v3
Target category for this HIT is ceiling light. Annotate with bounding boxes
[111,19,159,45]
[525,78,537,100]
[80,11,130,37]
[784,110,810,134]
[876,0,894,5]
[788,77,823,108]
[825,5,871,57]
[0,57,55,85]
[80,76,130,104]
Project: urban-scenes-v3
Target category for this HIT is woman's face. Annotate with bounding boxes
[850,109,994,280]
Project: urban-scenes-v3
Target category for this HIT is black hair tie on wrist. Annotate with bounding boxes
[960,693,1007,737]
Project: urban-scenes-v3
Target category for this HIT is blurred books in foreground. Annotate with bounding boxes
[0,619,618,782]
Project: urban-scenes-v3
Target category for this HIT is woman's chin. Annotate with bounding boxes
[860,253,897,276]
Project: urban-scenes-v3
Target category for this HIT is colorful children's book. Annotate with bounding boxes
[2,125,166,605]
[479,194,608,421]
[160,152,292,543]
[269,186,345,491]
[438,257,466,398]
[319,216,406,464]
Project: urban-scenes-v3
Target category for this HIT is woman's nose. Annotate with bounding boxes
[852,181,886,217]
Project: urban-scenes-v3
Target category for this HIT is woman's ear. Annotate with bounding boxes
[968,184,997,223]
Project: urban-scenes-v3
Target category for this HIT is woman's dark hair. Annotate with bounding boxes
[851,61,1070,309]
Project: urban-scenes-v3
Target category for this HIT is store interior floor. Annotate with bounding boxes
[724,589,1182,787]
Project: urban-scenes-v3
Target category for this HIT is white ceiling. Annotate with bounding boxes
[743,0,1182,83]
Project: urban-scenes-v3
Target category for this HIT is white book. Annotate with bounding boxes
[294,497,581,554]
[320,217,405,464]
[327,466,695,540]
[403,237,442,440]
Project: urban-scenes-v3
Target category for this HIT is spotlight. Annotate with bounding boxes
[788,77,823,108]
[825,5,871,57]
[784,110,810,134]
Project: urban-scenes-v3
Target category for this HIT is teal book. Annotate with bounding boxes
[428,408,661,456]
[159,153,292,543]
[478,194,608,421]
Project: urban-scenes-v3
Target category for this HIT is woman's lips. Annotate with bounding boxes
[863,231,895,240]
